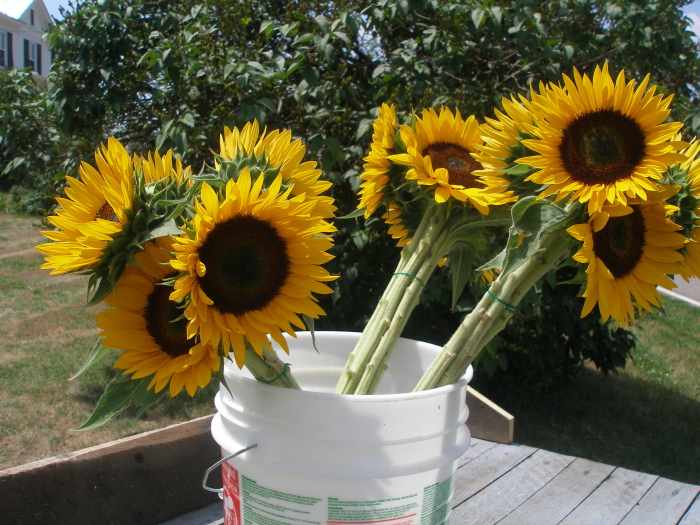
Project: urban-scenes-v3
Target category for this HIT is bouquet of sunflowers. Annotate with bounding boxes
[36,63,700,427]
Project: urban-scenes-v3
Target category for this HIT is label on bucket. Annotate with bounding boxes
[222,464,455,525]
[222,461,243,525]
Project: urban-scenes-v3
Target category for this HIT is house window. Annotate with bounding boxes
[30,9,35,25]
[24,39,41,75]
[0,32,10,68]
[0,33,5,68]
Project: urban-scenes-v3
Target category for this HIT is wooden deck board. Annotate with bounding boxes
[496,457,616,525]
[679,494,700,525]
[618,477,700,525]
[450,448,576,524]
[452,441,537,503]
[558,467,658,525]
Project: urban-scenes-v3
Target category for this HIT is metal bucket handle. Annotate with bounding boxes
[202,443,258,494]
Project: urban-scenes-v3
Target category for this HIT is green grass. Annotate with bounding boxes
[473,296,700,485]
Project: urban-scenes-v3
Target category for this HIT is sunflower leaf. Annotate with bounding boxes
[449,244,473,310]
[303,315,319,353]
[86,276,117,306]
[69,339,112,380]
[146,219,182,241]
[133,378,169,417]
[74,374,138,431]
[211,359,232,396]
[337,208,366,219]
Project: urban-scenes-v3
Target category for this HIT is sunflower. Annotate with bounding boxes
[473,92,541,191]
[36,137,134,274]
[388,107,510,212]
[567,196,685,326]
[218,121,335,218]
[674,140,700,279]
[382,204,411,247]
[357,103,399,218]
[169,169,337,367]
[135,148,192,186]
[94,239,220,397]
[520,63,687,214]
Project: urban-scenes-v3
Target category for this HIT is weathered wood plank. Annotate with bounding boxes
[558,467,658,525]
[0,415,221,525]
[450,448,575,525]
[466,387,514,444]
[496,457,615,525]
[619,477,700,525]
[679,494,700,525]
[452,442,537,505]
[456,437,499,468]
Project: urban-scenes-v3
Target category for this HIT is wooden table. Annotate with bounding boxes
[163,438,700,525]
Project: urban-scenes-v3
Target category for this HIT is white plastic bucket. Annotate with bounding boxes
[210,331,472,525]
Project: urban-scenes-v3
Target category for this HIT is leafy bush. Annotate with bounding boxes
[0,69,73,214]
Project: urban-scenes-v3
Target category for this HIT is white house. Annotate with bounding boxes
[0,0,53,78]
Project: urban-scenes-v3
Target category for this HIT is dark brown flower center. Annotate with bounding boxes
[197,215,289,316]
[95,202,119,222]
[144,274,192,358]
[592,206,645,279]
[423,142,484,189]
[560,109,646,186]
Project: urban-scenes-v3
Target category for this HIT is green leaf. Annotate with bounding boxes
[338,208,366,219]
[180,113,195,128]
[260,19,274,35]
[471,8,485,29]
[449,244,473,309]
[87,276,116,306]
[505,163,531,175]
[302,315,319,353]
[352,229,369,251]
[257,97,277,113]
[211,358,232,396]
[133,379,169,417]
[74,374,139,431]
[146,219,183,240]
[70,339,111,380]
[511,197,567,235]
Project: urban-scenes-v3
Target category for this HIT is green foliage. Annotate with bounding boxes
[0,69,75,214]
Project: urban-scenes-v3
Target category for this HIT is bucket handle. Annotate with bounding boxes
[202,443,258,494]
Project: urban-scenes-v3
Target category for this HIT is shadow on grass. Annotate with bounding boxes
[472,367,700,486]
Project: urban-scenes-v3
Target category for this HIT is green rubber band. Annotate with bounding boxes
[487,289,520,314]
[258,363,291,384]
[393,272,425,287]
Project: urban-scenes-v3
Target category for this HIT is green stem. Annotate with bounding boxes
[244,343,301,390]
[414,229,576,391]
[334,204,449,394]
[353,228,454,395]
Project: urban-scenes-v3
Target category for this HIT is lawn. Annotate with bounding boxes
[1,213,698,486]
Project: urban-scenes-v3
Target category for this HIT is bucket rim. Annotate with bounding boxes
[223,367,468,402]
[223,330,471,402]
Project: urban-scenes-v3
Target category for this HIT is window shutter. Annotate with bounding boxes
[37,44,41,75]
[7,33,12,68]
[24,38,28,68]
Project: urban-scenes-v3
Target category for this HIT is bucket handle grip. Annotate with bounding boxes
[202,443,258,494]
